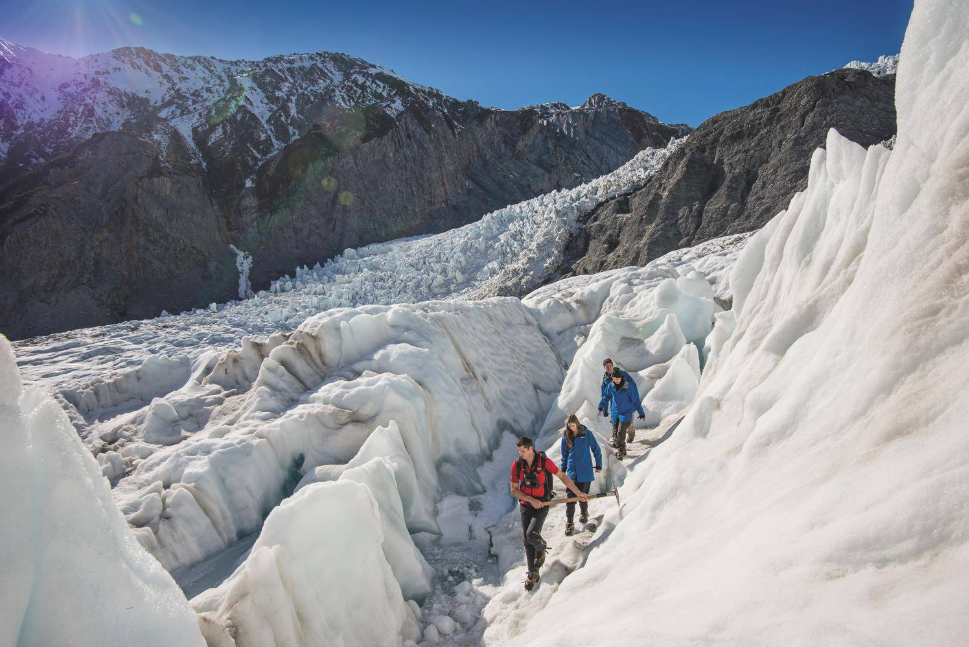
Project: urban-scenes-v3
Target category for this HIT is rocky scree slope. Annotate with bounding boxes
[0,38,689,339]
[555,68,896,278]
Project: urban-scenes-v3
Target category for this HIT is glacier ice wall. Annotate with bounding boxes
[0,336,204,646]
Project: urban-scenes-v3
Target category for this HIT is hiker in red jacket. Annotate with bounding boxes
[510,435,589,590]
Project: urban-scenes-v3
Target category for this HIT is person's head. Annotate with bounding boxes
[565,413,581,446]
[565,413,581,433]
[516,435,535,461]
[602,358,615,373]
[611,369,624,385]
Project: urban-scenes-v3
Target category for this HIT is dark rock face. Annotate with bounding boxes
[557,69,897,278]
[0,39,688,340]
[0,133,228,335]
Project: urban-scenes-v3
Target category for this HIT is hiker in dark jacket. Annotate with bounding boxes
[559,414,602,535]
[599,368,645,459]
[598,358,639,448]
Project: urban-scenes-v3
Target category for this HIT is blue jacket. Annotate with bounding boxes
[600,369,635,423]
[560,425,602,483]
[599,377,645,422]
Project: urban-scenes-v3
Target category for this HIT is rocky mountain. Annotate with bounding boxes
[0,38,690,340]
[553,68,897,278]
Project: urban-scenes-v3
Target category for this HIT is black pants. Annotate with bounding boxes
[565,481,591,522]
[615,420,633,452]
[520,503,550,572]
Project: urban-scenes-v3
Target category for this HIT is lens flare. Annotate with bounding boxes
[321,176,338,192]
[338,191,355,206]
[129,13,143,26]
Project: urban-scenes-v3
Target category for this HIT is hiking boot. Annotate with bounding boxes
[617,449,626,460]
[564,522,574,536]
[524,570,540,591]
[627,430,636,443]
[579,513,589,525]
[534,541,548,568]
[610,436,619,448]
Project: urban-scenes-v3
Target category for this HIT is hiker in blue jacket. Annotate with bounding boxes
[598,358,639,449]
[559,414,603,535]
[599,367,645,460]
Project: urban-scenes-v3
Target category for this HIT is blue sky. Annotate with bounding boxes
[1,0,911,126]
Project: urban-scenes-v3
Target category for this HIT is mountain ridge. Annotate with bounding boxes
[552,67,897,279]
[0,38,689,339]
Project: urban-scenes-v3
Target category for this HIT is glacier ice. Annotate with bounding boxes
[0,336,204,646]
[337,457,435,599]
[113,300,563,572]
[192,480,422,647]
[533,261,727,442]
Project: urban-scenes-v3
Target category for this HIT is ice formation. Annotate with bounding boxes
[528,243,744,443]
[0,337,205,646]
[111,300,564,572]
[502,1,969,644]
[192,480,422,647]
[266,140,682,306]
[229,245,254,300]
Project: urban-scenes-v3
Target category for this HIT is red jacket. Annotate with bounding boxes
[511,453,559,504]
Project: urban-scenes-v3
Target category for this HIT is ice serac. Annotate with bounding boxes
[116,299,563,572]
[0,336,204,646]
[338,457,435,599]
[316,419,438,534]
[192,480,422,647]
[505,0,969,644]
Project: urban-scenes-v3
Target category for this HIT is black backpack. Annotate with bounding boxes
[518,451,555,501]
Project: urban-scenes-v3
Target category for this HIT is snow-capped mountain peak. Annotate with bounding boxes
[0,37,453,173]
[843,53,899,77]
[579,92,624,110]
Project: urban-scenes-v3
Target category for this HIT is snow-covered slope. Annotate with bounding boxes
[502,1,969,645]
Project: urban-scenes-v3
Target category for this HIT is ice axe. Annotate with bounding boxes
[546,489,620,508]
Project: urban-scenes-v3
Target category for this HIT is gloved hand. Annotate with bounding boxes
[638,414,645,421]
[602,410,609,418]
